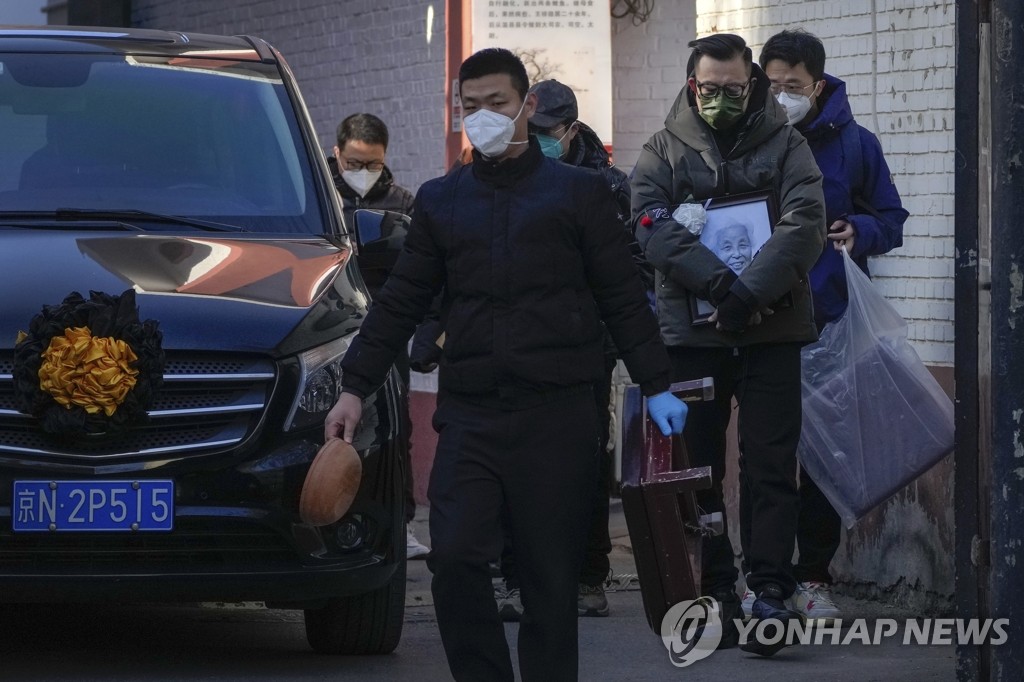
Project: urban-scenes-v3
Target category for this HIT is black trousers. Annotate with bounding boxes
[793,468,842,584]
[792,318,841,584]
[668,343,801,599]
[500,359,615,589]
[394,349,417,525]
[427,390,600,682]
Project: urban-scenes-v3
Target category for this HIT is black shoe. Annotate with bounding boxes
[702,589,740,650]
[739,590,805,657]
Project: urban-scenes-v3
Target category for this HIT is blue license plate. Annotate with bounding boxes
[12,480,174,532]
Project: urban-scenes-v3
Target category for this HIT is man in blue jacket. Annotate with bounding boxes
[754,29,908,621]
[325,48,687,682]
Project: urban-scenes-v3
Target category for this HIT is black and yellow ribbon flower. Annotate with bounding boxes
[13,290,164,437]
[38,326,139,417]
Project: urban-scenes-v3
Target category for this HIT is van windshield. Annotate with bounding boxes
[0,53,327,234]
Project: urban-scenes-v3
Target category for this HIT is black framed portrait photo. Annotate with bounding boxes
[690,190,779,324]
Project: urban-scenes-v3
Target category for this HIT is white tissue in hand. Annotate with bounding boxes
[672,203,707,236]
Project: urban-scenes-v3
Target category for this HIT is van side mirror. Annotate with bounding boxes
[352,208,409,272]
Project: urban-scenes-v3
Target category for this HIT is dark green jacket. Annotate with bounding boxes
[631,65,826,347]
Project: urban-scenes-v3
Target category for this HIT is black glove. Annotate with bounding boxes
[707,269,738,307]
[715,292,754,333]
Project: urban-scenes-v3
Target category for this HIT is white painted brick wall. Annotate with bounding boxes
[132,0,447,192]
[691,0,955,366]
[610,3,697,173]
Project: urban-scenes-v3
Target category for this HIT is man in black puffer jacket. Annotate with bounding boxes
[491,79,644,622]
[326,49,687,682]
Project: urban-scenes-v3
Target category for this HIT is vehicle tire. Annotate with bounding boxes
[303,558,406,654]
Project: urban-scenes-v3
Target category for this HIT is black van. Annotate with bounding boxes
[0,26,406,654]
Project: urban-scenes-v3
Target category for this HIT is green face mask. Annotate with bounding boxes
[698,91,746,130]
[537,134,564,159]
[535,124,572,159]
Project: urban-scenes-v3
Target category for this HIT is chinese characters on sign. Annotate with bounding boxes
[472,0,612,147]
[483,0,598,33]
[451,79,463,133]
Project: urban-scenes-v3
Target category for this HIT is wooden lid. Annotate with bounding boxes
[298,438,362,526]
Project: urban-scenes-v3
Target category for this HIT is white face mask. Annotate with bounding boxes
[342,168,383,198]
[462,98,528,158]
[776,92,813,126]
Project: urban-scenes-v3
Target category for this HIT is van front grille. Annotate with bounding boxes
[0,352,276,461]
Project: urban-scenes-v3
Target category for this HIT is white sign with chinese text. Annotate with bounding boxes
[471,0,613,148]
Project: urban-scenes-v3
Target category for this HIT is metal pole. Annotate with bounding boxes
[954,0,983,676]
[988,0,1024,677]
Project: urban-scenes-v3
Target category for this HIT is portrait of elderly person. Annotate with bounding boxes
[713,222,754,274]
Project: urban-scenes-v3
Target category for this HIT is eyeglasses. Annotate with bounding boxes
[768,81,818,96]
[339,157,385,172]
[695,79,752,100]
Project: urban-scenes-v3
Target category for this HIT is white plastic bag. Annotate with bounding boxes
[797,248,954,527]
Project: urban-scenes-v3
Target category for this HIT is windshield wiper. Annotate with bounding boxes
[0,211,143,231]
[0,209,245,232]
[55,208,246,232]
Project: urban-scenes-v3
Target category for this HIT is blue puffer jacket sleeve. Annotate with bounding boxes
[802,74,909,328]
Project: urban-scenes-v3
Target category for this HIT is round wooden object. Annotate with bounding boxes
[299,438,362,526]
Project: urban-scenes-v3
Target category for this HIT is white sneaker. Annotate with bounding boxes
[740,586,755,620]
[406,526,430,559]
[791,581,842,621]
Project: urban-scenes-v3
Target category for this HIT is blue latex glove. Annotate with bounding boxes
[647,391,688,436]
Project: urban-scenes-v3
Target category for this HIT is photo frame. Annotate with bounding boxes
[689,190,780,325]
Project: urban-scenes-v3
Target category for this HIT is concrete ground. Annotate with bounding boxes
[405,499,957,681]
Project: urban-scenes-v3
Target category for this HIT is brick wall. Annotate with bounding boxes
[692,0,956,366]
[132,0,448,191]
[609,2,697,174]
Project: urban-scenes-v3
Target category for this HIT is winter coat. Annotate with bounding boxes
[341,138,671,405]
[561,122,653,357]
[798,74,908,329]
[412,125,647,370]
[566,123,630,220]
[631,64,826,348]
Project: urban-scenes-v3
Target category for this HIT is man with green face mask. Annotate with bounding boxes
[631,33,826,657]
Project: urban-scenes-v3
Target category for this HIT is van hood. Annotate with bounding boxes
[0,232,353,352]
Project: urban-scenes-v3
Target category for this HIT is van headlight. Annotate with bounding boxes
[284,333,354,432]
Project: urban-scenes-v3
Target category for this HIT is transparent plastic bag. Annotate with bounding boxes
[797,248,954,527]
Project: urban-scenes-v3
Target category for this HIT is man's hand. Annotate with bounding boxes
[708,306,772,330]
[828,219,855,253]
[647,391,688,436]
[324,392,363,443]
[710,292,756,333]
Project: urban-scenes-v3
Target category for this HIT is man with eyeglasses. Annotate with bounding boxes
[327,113,429,560]
[753,29,908,624]
[631,32,825,656]
[329,113,415,235]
